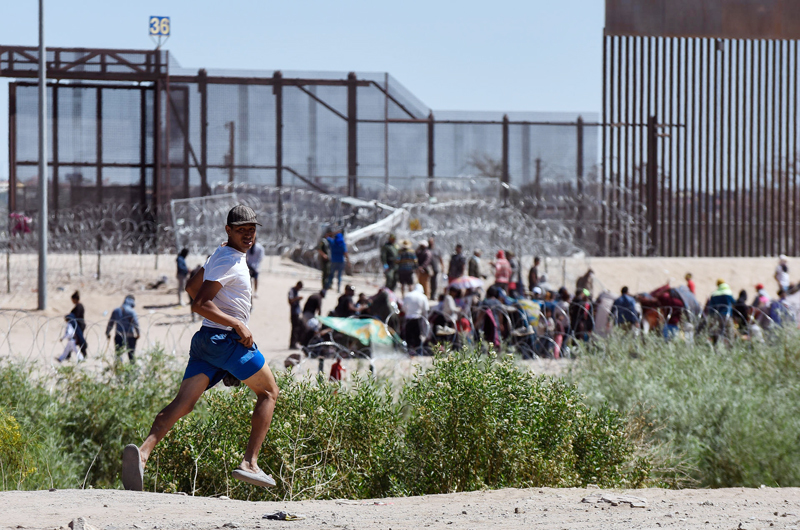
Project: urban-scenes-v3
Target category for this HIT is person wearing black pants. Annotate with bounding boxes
[70,291,88,358]
[287,281,304,349]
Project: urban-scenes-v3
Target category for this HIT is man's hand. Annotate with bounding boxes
[234,321,254,348]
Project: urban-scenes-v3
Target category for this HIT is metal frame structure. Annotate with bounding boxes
[0,46,596,204]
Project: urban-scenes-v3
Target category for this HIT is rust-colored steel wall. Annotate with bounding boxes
[606,0,800,40]
[602,34,800,257]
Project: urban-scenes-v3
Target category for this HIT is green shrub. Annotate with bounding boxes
[0,348,182,490]
[151,347,647,499]
[53,348,184,487]
[401,349,646,493]
[570,328,800,487]
[0,344,650,497]
[0,407,35,488]
[151,372,402,500]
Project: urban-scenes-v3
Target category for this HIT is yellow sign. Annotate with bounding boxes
[409,218,421,231]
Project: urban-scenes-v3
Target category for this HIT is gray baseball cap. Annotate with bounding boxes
[227,204,262,226]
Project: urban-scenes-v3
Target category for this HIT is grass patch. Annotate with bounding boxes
[569,329,800,488]
[0,348,181,489]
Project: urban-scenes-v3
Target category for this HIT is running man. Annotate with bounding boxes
[122,204,279,491]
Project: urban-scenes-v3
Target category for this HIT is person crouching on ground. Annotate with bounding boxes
[122,204,279,491]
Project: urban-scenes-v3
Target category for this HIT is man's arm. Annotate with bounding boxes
[191,279,254,347]
[185,267,205,299]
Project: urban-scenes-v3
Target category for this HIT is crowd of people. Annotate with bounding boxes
[56,230,797,366]
[297,233,799,360]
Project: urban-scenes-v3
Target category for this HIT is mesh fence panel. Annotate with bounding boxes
[8,65,598,261]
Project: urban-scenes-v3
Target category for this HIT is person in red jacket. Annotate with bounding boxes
[329,358,346,382]
[685,273,696,294]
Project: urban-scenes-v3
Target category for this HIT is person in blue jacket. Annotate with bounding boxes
[706,280,735,343]
[612,286,639,328]
[328,230,348,294]
[106,295,141,362]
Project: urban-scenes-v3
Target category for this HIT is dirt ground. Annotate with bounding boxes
[3,486,800,530]
[0,252,569,379]
[1,252,796,378]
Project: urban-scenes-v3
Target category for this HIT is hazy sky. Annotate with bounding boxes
[0,0,606,178]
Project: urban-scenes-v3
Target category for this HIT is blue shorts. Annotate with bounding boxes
[183,326,265,389]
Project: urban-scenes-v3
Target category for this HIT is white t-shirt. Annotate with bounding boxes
[403,287,429,319]
[776,264,790,288]
[247,242,265,271]
[202,245,252,331]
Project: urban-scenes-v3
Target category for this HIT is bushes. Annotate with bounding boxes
[0,348,182,489]
[570,329,800,488]
[151,374,402,499]
[151,348,647,500]
[0,344,648,496]
[0,407,35,488]
[401,352,645,493]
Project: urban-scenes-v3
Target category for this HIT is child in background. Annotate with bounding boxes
[57,313,85,363]
[329,358,346,382]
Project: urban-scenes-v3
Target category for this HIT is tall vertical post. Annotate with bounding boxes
[9,83,17,214]
[52,84,58,219]
[427,111,435,197]
[37,0,47,310]
[226,121,235,188]
[308,85,317,183]
[96,87,103,204]
[153,54,162,261]
[274,71,283,232]
[384,73,389,189]
[139,88,147,206]
[576,116,584,240]
[198,69,209,196]
[96,87,104,258]
[182,88,190,198]
[153,79,161,208]
[646,115,658,254]
[521,124,530,185]
[347,72,358,197]
[501,114,509,205]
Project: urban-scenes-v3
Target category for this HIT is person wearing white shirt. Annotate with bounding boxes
[775,254,791,292]
[403,283,429,351]
[56,314,84,363]
[123,205,279,493]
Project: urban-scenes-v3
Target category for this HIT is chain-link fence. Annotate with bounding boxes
[2,46,603,259]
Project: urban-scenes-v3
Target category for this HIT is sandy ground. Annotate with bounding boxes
[3,486,800,530]
[0,252,795,373]
[0,252,569,379]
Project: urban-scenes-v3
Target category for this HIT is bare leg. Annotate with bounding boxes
[139,373,209,467]
[237,364,279,473]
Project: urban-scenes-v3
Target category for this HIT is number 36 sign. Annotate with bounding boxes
[149,16,170,36]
